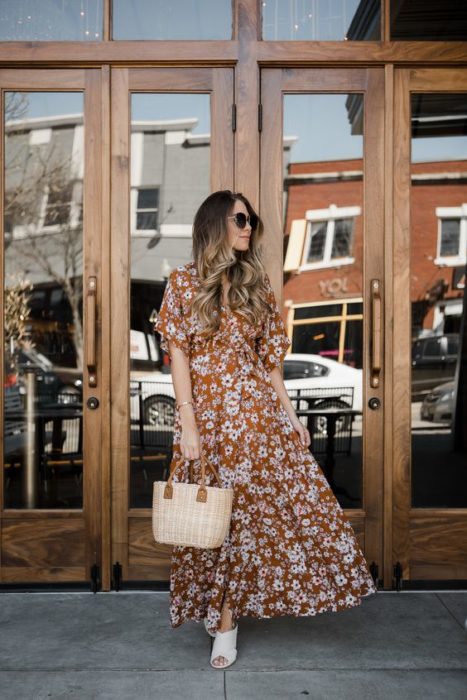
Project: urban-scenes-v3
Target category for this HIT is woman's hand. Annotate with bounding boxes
[289,414,311,448]
[180,418,201,460]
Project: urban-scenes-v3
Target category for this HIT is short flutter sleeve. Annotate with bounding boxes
[255,273,291,373]
[153,269,190,360]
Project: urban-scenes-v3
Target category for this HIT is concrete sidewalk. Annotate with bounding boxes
[0,591,466,699]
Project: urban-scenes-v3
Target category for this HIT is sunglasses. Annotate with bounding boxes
[227,212,259,232]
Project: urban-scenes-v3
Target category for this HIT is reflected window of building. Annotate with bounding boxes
[391,0,467,40]
[134,187,160,231]
[0,0,103,41]
[301,208,358,268]
[112,0,232,40]
[262,0,381,41]
[435,208,467,265]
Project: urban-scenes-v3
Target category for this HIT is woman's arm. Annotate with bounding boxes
[269,365,310,448]
[168,341,201,461]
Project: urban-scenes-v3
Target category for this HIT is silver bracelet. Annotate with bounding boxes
[176,400,193,410]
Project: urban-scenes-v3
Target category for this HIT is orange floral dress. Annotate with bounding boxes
[154,261,377,633]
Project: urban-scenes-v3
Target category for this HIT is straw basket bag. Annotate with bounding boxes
[152,452,233,549]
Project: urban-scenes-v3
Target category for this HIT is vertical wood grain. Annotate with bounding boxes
[110,67,130,577]
[392,68,411,579]
[84,69,104,581]
[363,68,385,577]
[383,63,395,589]
[100,64,111,590]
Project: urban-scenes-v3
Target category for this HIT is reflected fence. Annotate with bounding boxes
[4,375,360,509]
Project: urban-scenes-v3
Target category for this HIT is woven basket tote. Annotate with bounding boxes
[152,452,233,549]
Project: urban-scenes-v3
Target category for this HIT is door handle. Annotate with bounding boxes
[86,276,97,388]
[370,279,382,388]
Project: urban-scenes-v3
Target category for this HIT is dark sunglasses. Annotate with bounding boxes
[227,212,259,232]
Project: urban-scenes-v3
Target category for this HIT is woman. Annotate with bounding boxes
[154,190,377,670]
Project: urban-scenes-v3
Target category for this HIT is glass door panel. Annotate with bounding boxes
[0,70,104,585]
[393,69,467,583]
[110,68,234,583]
[261,68,385,581]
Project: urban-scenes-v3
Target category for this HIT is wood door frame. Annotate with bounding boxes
[0,68,107,584]
[392,67,467,583]
[260,67,386,582]
[110,66,234,585]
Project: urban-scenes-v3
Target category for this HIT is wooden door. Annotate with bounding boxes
[0,69,106,585]
[110,67,234,585]
[261,68,385,585]
[392,68,467,585]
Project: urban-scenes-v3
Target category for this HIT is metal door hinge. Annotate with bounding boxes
[393,561,403,591]
[258,103,263,132]
[232,104,237,132]
[112,561,123,591]
[90,563,100,593]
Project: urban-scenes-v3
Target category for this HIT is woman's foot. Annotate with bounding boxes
[210,622,238,669]
[211,601,236,668]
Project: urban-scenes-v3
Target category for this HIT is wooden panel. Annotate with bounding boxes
[409,511,467,579]
[235,0,261,204]
[409,68,467,91]
[100,65,112,591]
[259,70,283,287]
[363,69,385,571]
[128,68,213,91]
[83,68,104,582]
[110,67,131,576]
[0,40,466,66]
[212,69,235,191]
[345,510,365,551]
[279,68,368,92]
[2,518,85,579]
[0,42,239,64]
[392,68,412,580]
[383,64,395,589]
[128,517,171,581]
[0,69,85,88]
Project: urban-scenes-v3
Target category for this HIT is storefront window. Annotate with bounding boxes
[112,0,232,40]
[0,0,103,41]
[262,0,381,41]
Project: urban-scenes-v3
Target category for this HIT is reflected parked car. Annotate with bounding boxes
[412,334,459,400]
[15,349,82,405]
[132,352,363,429]
[420,381,455,425]
[283,354,363,412]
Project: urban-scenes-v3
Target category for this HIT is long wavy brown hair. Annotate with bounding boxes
[189,190,271,336]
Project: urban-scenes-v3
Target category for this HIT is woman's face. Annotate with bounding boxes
[226,199,252,252]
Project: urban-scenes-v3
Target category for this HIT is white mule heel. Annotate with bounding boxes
[204,618,216,637]
[210,624,238,669]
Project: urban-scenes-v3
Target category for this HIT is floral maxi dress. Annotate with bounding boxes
[154,261,377,633]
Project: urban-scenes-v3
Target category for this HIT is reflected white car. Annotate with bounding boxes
[420,381,455,425]
[131,352,363,429]
[283,353,363,412]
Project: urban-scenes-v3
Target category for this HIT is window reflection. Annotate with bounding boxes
[113,0,232,40]
[3,92,84,509]
[391,0,467,40]
[0,0,103,41]
[262,0,381,41]
[410,94,467,507]
[130,93,210,508]
[283,93,364,508]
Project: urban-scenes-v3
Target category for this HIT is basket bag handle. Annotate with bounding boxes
[164,452,222,503]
